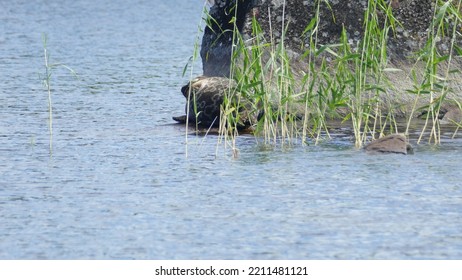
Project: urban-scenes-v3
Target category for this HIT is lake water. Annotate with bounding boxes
[1,0,462,259]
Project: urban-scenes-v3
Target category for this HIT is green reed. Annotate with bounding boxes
[41,34,77,155]
[225,0,401,147]
[182,2,212,157]
[299,0,333,144]
[42,34,53,154]
[193,0,461,153]
[405,0,462,144]
[226,2,303,147]
[337,0,399,147]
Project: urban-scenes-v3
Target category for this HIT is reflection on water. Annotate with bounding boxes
[1,0,462,259]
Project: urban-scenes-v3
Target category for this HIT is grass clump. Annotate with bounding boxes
[190,0,462,153]
[225,0,404,148]
[405,0,462,144]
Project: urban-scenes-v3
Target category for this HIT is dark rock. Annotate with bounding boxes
[201,0,261,77]
[202,0,454,66]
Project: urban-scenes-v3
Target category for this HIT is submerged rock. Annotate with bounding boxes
[365,134,413,155]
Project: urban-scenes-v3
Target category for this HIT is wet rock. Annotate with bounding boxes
[201,0,261,77]
[365,134,413,155]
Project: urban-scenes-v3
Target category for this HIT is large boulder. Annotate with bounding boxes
[201,0,261,77]
[200,0,461,119]
[201,0,444,76]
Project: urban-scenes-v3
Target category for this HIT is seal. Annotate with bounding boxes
[173,76,257,129]
[364,134,413,155]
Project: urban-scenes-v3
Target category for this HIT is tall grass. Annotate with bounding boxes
[229,4,299,146]
[337,0,400,147]
[300,0,333,144]
[181,1,212,158]
[193,0,461,153]
[405,0,462,144]
[222,0,402,147]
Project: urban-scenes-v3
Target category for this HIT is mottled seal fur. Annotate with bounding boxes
[173,76,256,128]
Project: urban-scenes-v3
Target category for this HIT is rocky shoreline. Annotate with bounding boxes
[187,0,462,131]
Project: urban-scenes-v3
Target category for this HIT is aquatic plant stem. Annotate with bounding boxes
[414,0,460,144]
[41,34,77,156]
[42,34,53,155]
[184,0,211,158]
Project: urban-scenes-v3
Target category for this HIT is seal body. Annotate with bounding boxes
[174,76,257,129]
[181,76,233,127]
[365,134,413,155]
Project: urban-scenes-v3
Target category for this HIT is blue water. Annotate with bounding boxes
[1,0,462,259]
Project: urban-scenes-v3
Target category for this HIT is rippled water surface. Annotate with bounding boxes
[1,0,462,259]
